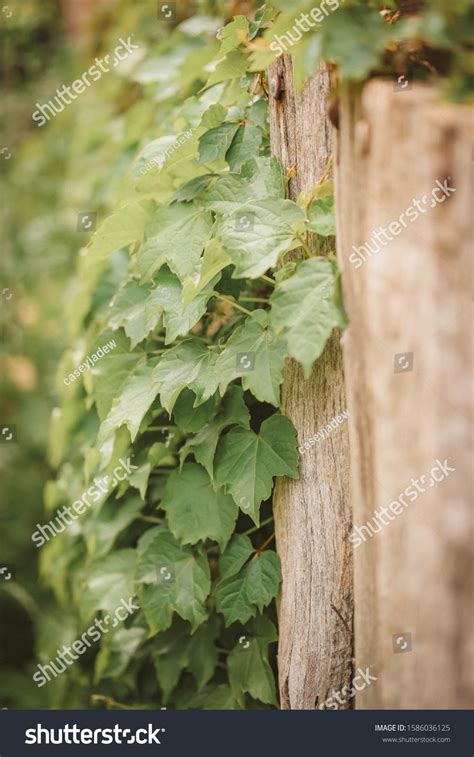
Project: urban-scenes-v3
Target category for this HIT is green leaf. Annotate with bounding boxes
[153,340,219,415]
[226,125,262,172]
[215,414,299,525]
[321,6,393,80]
[186,616,220,690]
[81,549,137,621]
[228,615,277,705]
[172,174,217,203]
[84,200,155,269]
[182,239,231,308]
[152,624,192,701]
[205,50,248,88]
[204,156,284,211]
[152,616,220,701]
[95,627,147,683]
[306,196,336,237]
[215,551,281,626]
[107,279,164,348]
[217,16,249,55]
[138,203,213,283]
[98,360,161,444]
[83,495,143,560]
[153,266,217,344]
[83,330,143,421]
[160,463,238,551]
[216,199,305,278]
[172,389,219,433]
[198,122,240,164]
[182,684,243,709]
[129,443,175,500]
[179,385,250,478]
[270,257,344,378]
[215,310,287,407]
[136,529,211,634]
[219,534,254,581]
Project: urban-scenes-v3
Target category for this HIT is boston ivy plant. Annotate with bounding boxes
[44,0,470,710]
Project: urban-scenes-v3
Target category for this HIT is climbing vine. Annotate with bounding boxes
[43,0,471,710]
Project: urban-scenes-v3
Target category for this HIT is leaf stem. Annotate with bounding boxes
[242,515,274,536]
[296,234,312,257]
[217,295,252,316]
[259,532,275,551]
[259,274,275,286]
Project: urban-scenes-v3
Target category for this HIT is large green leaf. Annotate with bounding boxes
[215,310,287,407]
[321,6,393,80]
[107,279,164,349]
[160,463,238,551]
[219,533,254,581]
[198,122,240,164]
[152,617,220,701]
[215,414,299,524]
[216,199,305,278]
[153,266,217,344]
[97,360,161,444]
[84,200,155,269]
[153,340,219,414]
[95,627,147,683]
[217,16,249,55]
[270,257,345,378]
[215,550,281,626]
[205,50,248,88]
[226,124,262,172]
[83,329,143,421]
[182,239,230,308]
[179,385,250,478]
[228,615,277,705]
[128,442,175,500]
[136,529,211,634]
[203,156,284,212]
[172,389,219,433]
[138,203,213,283]
[81,549,137,621]
[306,196,336,237]
[83,495,143,560]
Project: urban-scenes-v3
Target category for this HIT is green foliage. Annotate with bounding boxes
[42,2,340,705]
[23,0,467,712]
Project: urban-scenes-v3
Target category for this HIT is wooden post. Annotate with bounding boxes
[268,55,353,710]
[334,81,473,708]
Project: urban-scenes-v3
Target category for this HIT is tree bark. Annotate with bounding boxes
[268,55,353,710]
[334,80,473,708]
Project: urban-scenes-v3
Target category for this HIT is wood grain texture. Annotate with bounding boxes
[268,55,353,710]
[334,80,473,708]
